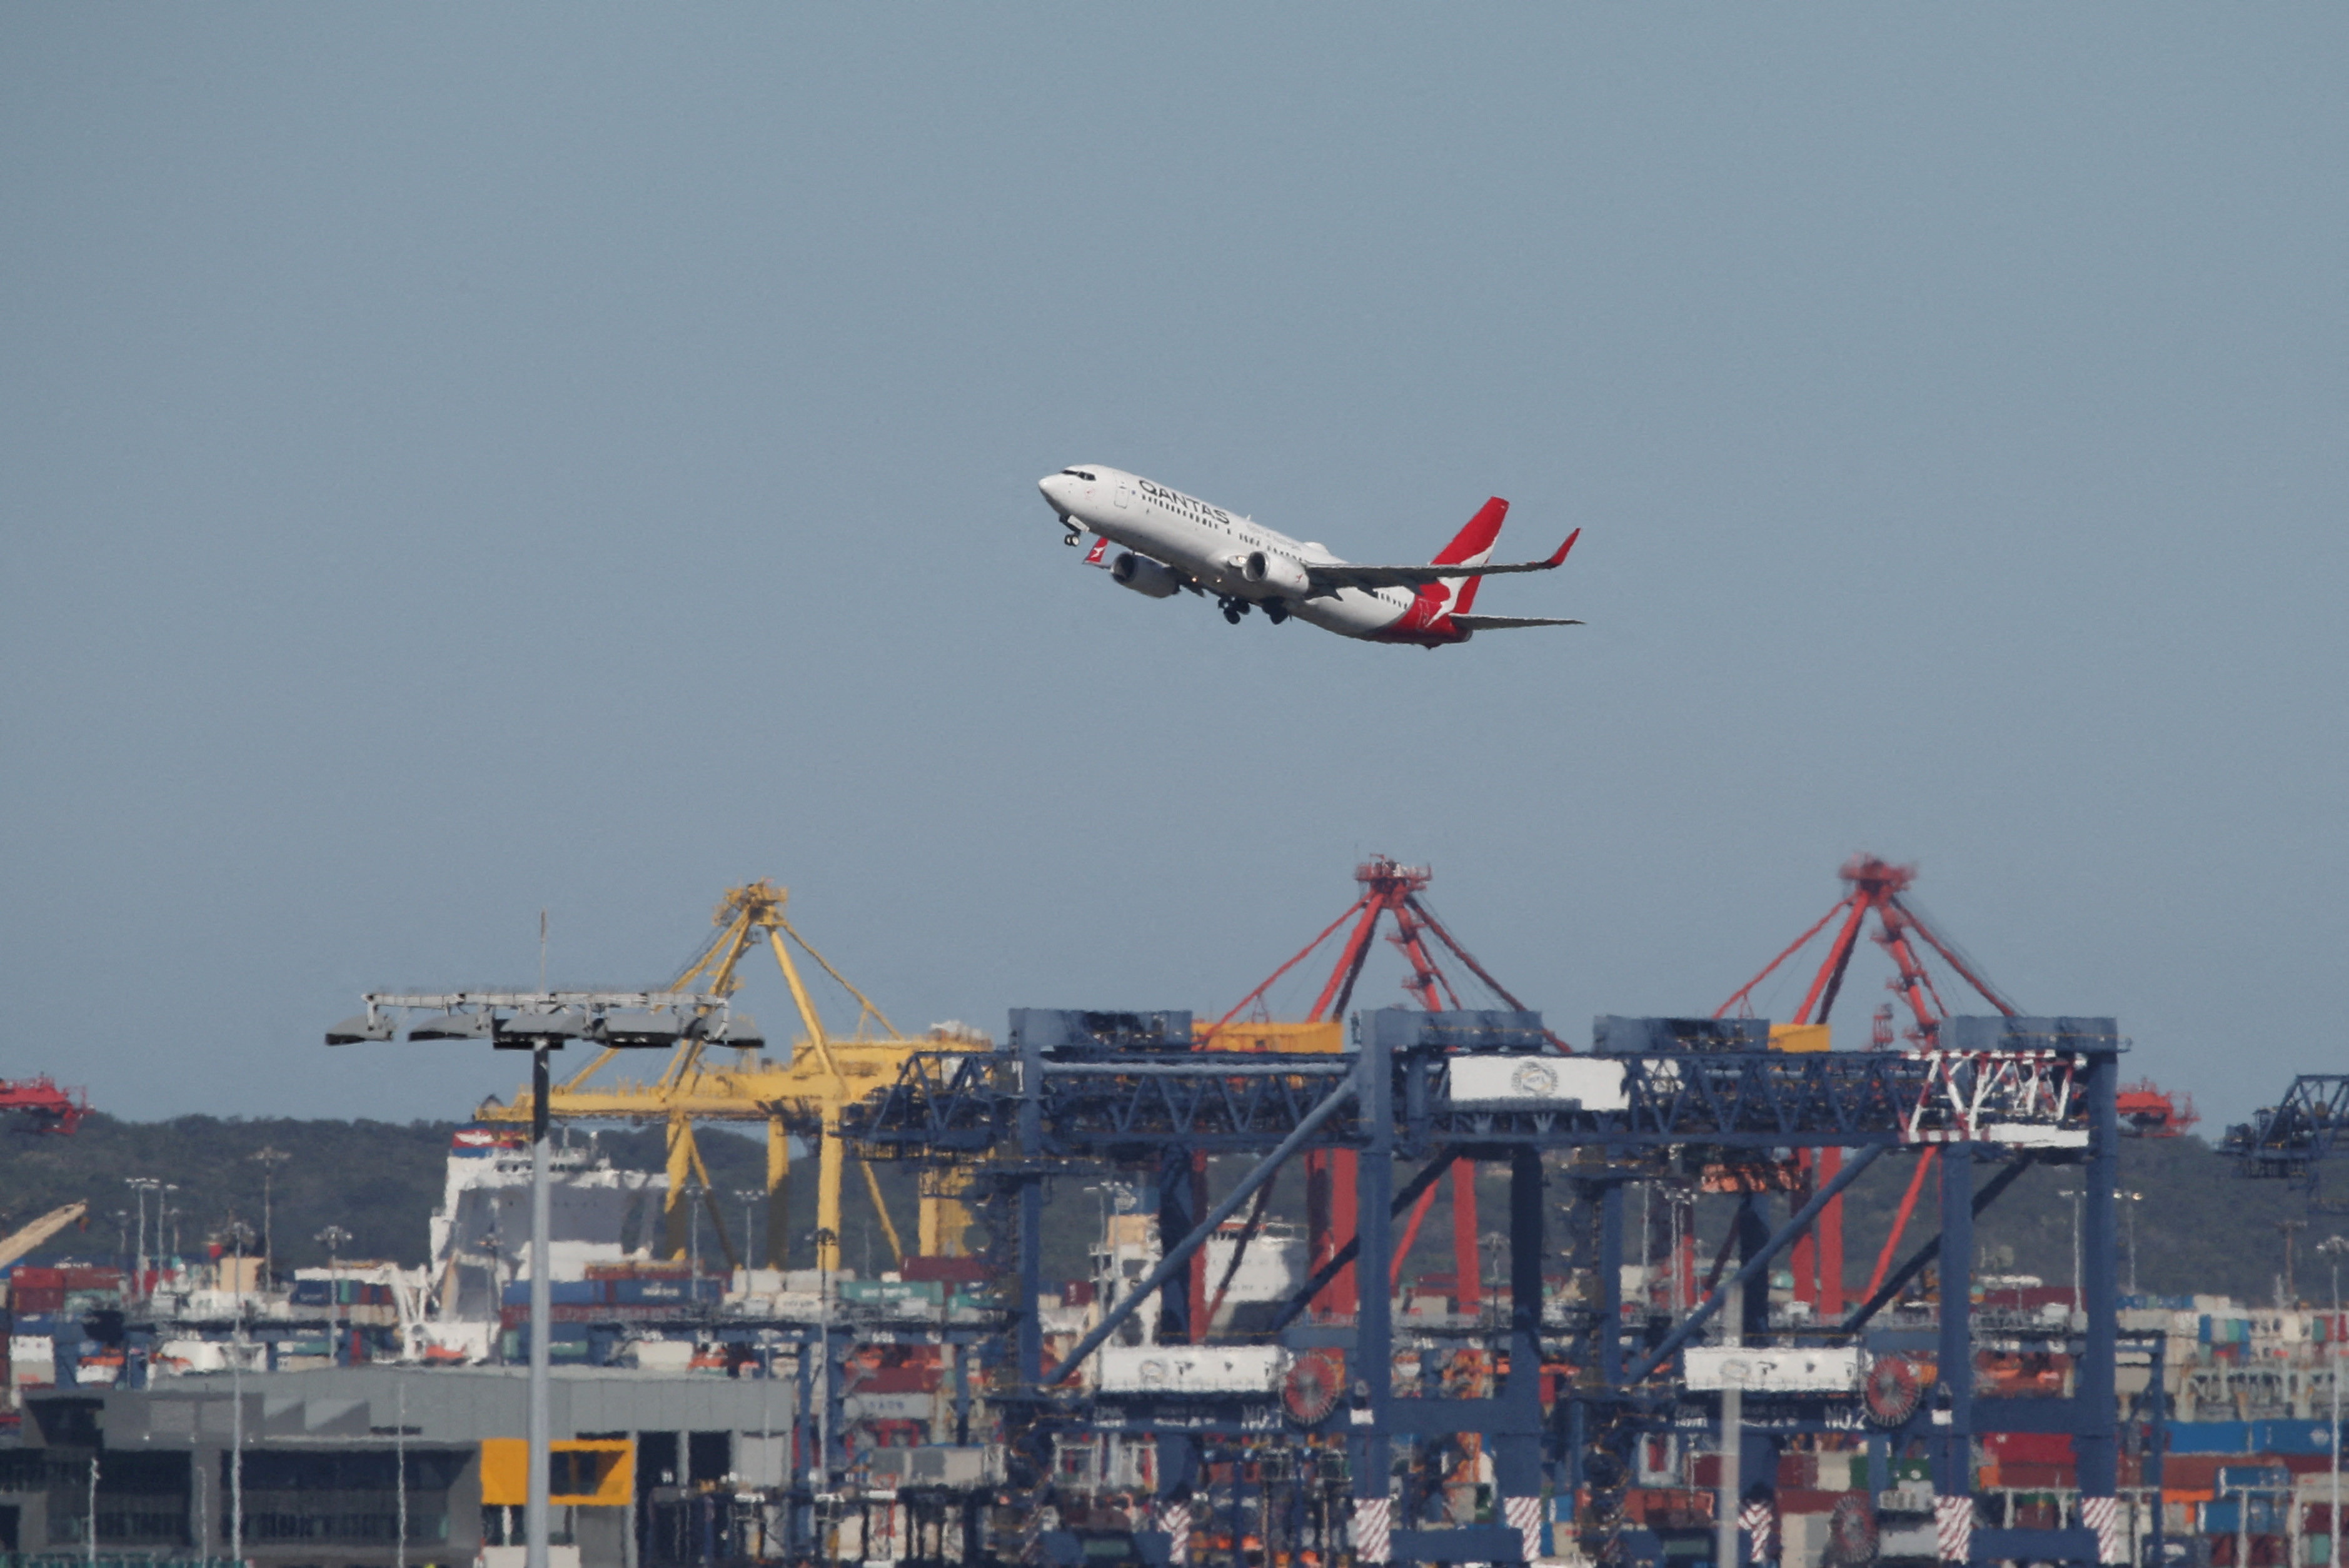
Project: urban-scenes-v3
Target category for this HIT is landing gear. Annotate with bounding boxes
[1061,524,1082,547]
[1264,600,1289,625]
[1217,596,1250,625]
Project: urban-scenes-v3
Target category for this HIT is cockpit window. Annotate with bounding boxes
[1062,469,1098,481]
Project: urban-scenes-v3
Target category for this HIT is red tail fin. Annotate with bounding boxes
[1434,498,1508,566]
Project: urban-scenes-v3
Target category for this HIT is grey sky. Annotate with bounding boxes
[3,8,2341,1130]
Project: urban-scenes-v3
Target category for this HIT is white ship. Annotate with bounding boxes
[426,1126,665,1319]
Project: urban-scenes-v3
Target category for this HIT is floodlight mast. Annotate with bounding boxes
[325,991,737,1568]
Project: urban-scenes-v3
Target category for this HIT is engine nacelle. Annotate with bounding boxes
[1242,549,1311,600]
[1111,551,1182,599]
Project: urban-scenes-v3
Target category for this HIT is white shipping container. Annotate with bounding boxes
[1683,1346,1863,1393]
[1449,1056,1629,1111]
[1095,1345,1289,1396]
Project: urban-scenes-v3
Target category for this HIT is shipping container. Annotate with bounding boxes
[2171,1422,2256,1454]
[2254,1421,2341,1456]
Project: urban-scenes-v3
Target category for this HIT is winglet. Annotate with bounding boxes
[1083,535,1109,567]
[1542,528,1582,569]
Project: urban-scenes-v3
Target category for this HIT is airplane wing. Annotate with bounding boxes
[1303,528,1579,594]
[1450,614,1584,630]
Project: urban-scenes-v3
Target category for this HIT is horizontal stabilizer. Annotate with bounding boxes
[1305,528,1579,594]
[1450,614,1584,630]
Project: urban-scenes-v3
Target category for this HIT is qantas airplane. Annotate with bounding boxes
[1036,465,1582,648]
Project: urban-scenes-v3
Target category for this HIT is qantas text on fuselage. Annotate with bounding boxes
[1036,466,1581,648]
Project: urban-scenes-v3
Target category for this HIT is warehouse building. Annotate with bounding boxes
[5,1365,799,1568]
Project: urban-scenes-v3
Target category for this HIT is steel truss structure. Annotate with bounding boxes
[845,1006,2131,1567]
[2224,1075,2349,1211]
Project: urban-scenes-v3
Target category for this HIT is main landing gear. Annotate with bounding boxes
[1217,596,1290,626]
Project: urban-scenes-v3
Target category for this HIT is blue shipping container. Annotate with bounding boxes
[2201,1499,2287,1536]
[2251,1420,2338,1455]
[2215,1466,2291,1493]
[2168,1422,2254,1454]
[501,1280,606,1306]
[612,1280,688,1304]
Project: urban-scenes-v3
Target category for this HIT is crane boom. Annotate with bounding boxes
[0,1201,88,1274]
[487,881,985,1274]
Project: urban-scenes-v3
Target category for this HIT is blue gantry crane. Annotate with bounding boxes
[845,1005,2135,1567]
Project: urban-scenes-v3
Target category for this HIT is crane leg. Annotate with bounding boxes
[662,1112,697,1260]
[817,1110,845,1274]
[920,1168,972,1258]
[765,1116,790,1270]
[858,1157,906,1270]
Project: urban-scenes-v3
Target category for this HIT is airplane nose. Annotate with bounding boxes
[1038,473,1067,509]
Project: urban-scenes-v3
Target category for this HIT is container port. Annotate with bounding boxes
[0,862,2332,1568]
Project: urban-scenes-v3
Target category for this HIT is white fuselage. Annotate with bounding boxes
[1037,466,1429,640]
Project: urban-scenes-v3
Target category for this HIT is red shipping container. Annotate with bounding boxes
[2165,1457,2226,1490]
[1061,1282,1096,1306]
[11,1287,64,1313]
[1778,1454,1819,1487]
[1987,1434,2075,1464]
[11,1269,63,1289]
[1694,1455,1722,1489]
[854,1366,941,1394]
[1779,1489,1845,1515]
[900,1256,990,1285]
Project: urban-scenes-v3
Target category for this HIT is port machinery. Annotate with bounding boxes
[2224,1077,2349,1211]
[0,1076,86,1135]
[1708,855,2193,1321]
[473,879,990,1273]
[845,998,2136,1568]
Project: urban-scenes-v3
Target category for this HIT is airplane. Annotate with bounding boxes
[1036,465,1582,648]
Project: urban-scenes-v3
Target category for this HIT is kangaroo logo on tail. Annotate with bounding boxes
[1432,497,1509,615]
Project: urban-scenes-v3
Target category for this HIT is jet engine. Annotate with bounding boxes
[1242,550,1311,600]
[1111,551,1182,599]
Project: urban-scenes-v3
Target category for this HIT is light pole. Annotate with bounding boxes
[733,1190,763,1273]
[251,1148,290,1287]
[2279,1220,2309,1307]
[329,988,751,1568]
[316,1225,352,1364]
[2056,1185,2084,1310]
[2118,1191,2145,1295]
[2319,1235,2348,1568]
[128,1179,159,1300]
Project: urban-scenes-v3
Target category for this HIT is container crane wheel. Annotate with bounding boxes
[1826,1494,1880,1566]
[1863,1353,1924,1428]
[1284,1349,1345,1425]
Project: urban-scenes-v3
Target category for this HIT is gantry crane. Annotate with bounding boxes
[0,1078,86,1136]
[1714,855,2020,1319]
[0,1202,89,1274]
[1716,853,2198,1316]
[1200,855,1540,1327]
[478,881,986,1274]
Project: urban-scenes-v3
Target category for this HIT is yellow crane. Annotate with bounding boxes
[0,1201,88,1275]
[478,881,983,1274]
